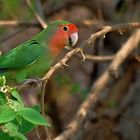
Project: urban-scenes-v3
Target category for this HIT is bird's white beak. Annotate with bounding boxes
[70,32,78,46]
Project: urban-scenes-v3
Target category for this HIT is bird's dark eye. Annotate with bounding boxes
[63,26,69,31]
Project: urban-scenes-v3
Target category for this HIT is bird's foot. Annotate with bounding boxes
[23,78,42,87]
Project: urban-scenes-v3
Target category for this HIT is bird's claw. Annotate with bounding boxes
[80,49,86,62]
[23,78,42,87]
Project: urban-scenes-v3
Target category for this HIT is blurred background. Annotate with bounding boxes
[0,0,140,140]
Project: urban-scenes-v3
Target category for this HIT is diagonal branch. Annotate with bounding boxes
[16,22,140,90]
[25,0,47,29]
[54,29,140,140]
[80,22,140,49]
[41,22,140,82]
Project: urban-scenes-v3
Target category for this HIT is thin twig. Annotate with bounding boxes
[25,0,47,29]
[35,0,45,20]
[41,81,47,116]
[65,46,114,62]
[80,22,140,49]
[42,48,82,82]
[85,54,114,62]
[0,20,39,27]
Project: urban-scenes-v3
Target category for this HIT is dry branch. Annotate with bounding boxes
[25,0,47,29]
[54,29,140,140]
[80,22,140,49]
[14,22,140,139]
[16,22,140,90]
[0,20,39,27]
[85,54,114,62]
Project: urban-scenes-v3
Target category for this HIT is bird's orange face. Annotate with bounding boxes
[49,22,78,56]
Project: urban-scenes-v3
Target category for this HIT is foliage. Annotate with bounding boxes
[0,76,50,140]
[0,0,34,21]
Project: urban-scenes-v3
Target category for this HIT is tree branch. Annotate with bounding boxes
[16,22,140,90]
[25,0,47,29]
[80,22,140,49]
[42,22,139,78]
[0,20,39,27]
[85,54,114,62]
[14,22,140,139]
[54,29,140,140]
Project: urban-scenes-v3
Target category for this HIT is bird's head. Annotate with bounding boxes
[48,20,78,56]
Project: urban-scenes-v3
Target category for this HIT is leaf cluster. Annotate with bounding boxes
[0,76,50,140]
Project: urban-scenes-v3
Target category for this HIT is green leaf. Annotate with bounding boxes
[11,89,24,106]
[0,107,16,123]
[18,107,49,126]
[0,92,7,105]
[3,122,18,134]
[0,76,6,86]
[18,105,41,134]
[18,119,34,134]
[0,130,13,140]
[32,104,41,112]
[11,116,34,135]
[0,131,14,140]
[12,131,27,140]
[3,123,27,140]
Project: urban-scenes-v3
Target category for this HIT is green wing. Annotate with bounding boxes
[0,40,44,69]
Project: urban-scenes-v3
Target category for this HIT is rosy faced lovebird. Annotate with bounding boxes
[0,20,78,83]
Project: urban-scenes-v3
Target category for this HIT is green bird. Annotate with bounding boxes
[0,20,78,83]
